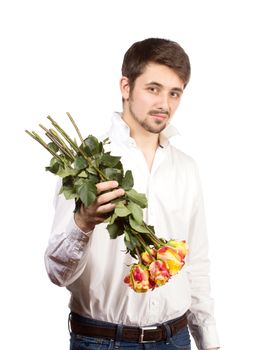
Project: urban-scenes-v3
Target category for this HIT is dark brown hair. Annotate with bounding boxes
[121,38,191,90]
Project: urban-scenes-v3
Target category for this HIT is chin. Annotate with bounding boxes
[145,125,166,134]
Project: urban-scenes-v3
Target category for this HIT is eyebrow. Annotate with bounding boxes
[145,82,184,94]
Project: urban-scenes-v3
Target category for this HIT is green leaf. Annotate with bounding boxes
[74,156,87,170]
[104,212,117,224]
[103,168,123,183]
[48,142,59,153]
[129,216,149,233]
[87,166,98,175]
[74,177,85,188]
[56,165,77,177]
[59,176,77,199]
[45,160,60,174]
[115,202,131,217]
[77,179,97,207]
[102,137,110,145]
[88,173,100,183]
[127,201,143,224]
[121,170,134,190]
[45,157,64,174]
[83,135,100,155]
[101,153,121,167]
[61,175,74,188]
[98,142,104,153]
[91,158,101,169]
[148,225,156,234]
[124,230,130,242]
[124,230,139,251]
[62,187,78,200]
[77,170,88,178]
[126,189,148,208]
[107,221,124,239]
[50,156,59,166]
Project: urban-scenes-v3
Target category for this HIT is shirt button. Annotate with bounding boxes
[128,140,136,147]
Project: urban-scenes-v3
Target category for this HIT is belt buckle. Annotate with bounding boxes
[139,325,158,343]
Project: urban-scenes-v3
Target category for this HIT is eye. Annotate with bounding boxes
[170,91,181,98]
[148,86,159,94]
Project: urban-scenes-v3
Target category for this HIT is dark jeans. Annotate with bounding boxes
[69,313,191,350]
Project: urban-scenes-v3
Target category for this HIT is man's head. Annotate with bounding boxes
[121,38,191,92]
[120,38,190,135]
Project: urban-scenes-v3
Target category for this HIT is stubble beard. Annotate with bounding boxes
[128,103,167,134]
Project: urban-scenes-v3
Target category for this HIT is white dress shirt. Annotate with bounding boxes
[45,112,220,350]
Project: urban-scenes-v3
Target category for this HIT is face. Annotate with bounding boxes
[120,63,185,135]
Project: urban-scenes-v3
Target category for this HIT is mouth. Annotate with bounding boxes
[150,113,168,122]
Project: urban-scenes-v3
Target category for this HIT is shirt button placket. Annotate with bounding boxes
[149,298,159,324]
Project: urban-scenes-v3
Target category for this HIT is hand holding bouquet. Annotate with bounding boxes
[26,113,188,293]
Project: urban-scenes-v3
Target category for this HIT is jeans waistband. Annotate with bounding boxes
[69,312,188,344]
[70,312,187,328]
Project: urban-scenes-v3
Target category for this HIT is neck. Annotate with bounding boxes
[131,128,159,153]
[133,130,159,171]
[121,111,160,171]
[121,111,160,152]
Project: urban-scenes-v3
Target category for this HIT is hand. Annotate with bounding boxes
[74,180,125,233]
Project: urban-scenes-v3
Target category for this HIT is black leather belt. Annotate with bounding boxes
[70,313,188,343]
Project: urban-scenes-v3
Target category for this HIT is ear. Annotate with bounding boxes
[120,76,130,100]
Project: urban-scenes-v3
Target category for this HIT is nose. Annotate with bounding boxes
[155,92,169,112]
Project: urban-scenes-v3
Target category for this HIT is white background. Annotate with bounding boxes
[1,0,258,349]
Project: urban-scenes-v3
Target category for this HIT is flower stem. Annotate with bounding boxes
[66,112,85,146]
[135,234,155,260]
[39,124,75,161]
[135,247,142,264]
[47,115,79,152]
[142,222,162,247]
[47,115,109,181]
[49,128,76,158]
[25,130,64,162]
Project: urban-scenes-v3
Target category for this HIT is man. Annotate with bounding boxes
[45,38,220,349]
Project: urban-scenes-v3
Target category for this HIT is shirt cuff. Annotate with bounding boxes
[189,322,220,350]
[66,215,94,239]
[201,324,220,350]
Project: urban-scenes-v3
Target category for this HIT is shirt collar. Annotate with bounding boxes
[109,112,179,147]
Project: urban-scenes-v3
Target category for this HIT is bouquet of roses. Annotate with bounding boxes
[26,113,188,293]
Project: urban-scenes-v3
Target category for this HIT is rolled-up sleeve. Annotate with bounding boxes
[44,182,92,287]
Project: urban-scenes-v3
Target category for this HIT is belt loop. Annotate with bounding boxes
[68,312,72,335]
[162,322,172,345]
[114,323,123,348]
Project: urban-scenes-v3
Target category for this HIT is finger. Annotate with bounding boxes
[96,202,116,215]
[97,188,125,206]
[96,181,119,194]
